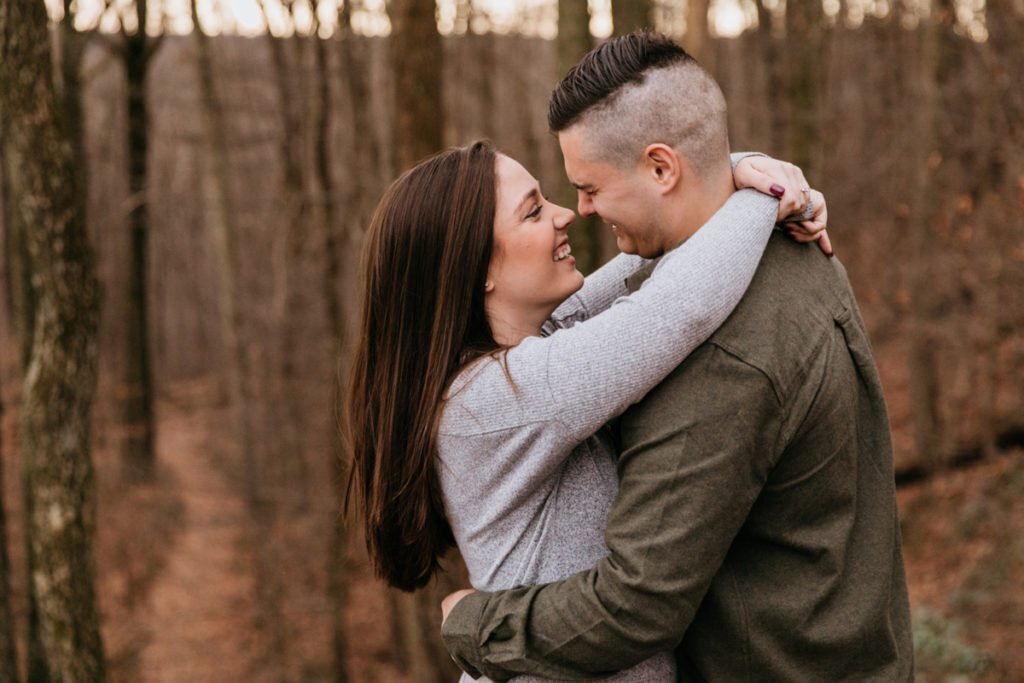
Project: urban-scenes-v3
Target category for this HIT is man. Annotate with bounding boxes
[440,31,913,681]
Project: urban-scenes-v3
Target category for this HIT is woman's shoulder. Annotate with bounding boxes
[440,340,558,437]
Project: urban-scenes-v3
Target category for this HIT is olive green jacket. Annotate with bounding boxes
[442,233,914,682]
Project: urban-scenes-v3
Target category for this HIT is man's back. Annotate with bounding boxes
[618,232,914,680]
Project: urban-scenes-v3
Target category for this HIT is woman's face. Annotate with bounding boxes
[488,155,584,318]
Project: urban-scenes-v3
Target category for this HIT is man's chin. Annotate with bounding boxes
[615,235,639,255]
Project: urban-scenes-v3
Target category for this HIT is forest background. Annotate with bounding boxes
[0,0,1022,681]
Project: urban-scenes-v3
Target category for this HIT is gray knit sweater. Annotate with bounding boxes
[438,188,778,683]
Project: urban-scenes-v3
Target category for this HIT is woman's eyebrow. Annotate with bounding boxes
[513,187,540,217]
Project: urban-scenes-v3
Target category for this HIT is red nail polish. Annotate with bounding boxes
[770,184,785,198]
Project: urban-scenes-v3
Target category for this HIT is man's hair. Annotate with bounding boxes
[548,31,730,179]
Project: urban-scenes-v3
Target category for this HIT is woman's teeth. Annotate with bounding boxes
[554,244,572,262]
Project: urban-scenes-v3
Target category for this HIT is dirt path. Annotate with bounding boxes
[133,387,263,682]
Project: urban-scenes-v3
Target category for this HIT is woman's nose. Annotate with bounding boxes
[554,205,574,231]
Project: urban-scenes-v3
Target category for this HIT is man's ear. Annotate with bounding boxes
[642,143,683,194]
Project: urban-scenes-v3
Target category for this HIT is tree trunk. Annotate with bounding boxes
[117,1,158,481]
[330,5,385,675]
[320,109,351,675]
[0,1,107,680]
[683,0,710,65]
[255,0,312,498]
[391,0,443,172]
[119,0,159,480]
[612,0,653,34]
[903,3,947,472]
[0,377,18,683]
[190,0,257,499]
[1,140,36,370]
[755,1,786,155]
[558,0,604,273]
[386,3,466,679]
[780,0,826,179]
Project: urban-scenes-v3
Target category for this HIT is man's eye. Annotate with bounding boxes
[525,204,542,220]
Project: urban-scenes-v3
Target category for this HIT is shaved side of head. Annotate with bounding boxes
[549,31,731,182]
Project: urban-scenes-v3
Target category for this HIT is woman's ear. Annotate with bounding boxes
[643,143,682,194]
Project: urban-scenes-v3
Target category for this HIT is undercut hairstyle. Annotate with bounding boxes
[548,31,731,180]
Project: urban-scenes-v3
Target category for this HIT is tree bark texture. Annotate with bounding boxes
[0,379,18,683]
[390,0,443,172]
[1,146,36,369]
[119,0,159,480]
[0,1,107,681]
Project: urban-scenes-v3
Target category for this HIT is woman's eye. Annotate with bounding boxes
[525,204,542,220]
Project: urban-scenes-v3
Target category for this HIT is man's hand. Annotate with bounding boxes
[442,588,476,626]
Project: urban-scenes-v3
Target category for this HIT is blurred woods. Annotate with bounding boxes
[0,0,1022,681]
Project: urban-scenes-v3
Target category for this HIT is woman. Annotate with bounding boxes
[346,141,825,681]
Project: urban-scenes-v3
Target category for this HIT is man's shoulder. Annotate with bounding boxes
[675,232,858,394]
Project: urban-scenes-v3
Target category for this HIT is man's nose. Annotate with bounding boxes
[577,194,595,217]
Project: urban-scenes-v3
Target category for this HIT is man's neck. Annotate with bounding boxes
[660,167,735,252]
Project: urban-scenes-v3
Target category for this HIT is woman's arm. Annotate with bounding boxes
[546,153,824,331]
[545,252,647,331]
[542,189,777,443]
[490,188,778,450]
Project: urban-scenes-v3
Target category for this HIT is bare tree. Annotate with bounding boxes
[0,374,17,683]
[386,2,466,679]
[0,0,107,680]
[255,0,313,497]
[189,0,256,498]
[1,72,35,373]
[904,0,953,472]
[391,0,443,171]
[683,0,710,65]
[781,0,826,179]
[116,0,163,480]
[557,0,604,273]
[612,0,653,34]
[329,2,395,676]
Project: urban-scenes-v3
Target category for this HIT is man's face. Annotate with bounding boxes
[558,127,667,258]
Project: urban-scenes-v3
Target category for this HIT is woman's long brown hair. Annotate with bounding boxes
[345,142,500,591]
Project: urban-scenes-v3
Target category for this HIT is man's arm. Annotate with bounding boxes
[441,343,785,680]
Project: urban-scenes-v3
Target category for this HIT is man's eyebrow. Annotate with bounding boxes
[571,182,593,191]
[514,187,540,217]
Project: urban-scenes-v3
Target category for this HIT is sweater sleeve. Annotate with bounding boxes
[544,252,648,331]
[511,188,778,445]
[544,152,766,332]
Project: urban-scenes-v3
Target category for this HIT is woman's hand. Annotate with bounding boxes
[782,188,832,256]
[734,156,833,256]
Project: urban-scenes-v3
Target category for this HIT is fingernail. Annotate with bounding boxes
[769,184,785,198]
[827,250,835,258]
